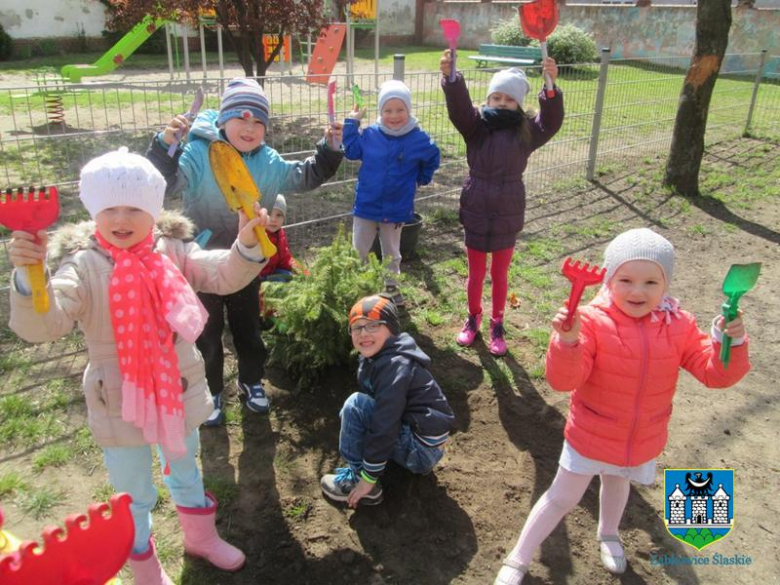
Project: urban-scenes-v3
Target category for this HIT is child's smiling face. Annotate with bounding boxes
[487,91,520,110]
[95,206,155,249]
[608,260,666,318]
[380,98,409,130]
[350,318,392,358]
[223,116,266,152]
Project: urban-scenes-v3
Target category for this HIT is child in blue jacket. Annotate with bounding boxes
[147,78,344,425]
[344,80,440,306]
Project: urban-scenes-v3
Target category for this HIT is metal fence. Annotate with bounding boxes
[1,50,778,259]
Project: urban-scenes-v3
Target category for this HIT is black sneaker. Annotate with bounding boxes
[320,468,383,505]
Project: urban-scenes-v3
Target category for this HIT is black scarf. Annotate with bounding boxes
[482,107,523,130]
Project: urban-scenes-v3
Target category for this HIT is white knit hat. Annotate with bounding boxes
[273,194,287,217]
[79,147,165,220]
[487,68,530,106]
[378,80,412,114]
[603,228,675,287]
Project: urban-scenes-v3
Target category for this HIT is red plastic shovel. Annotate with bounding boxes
[0,186,60,313]
[518,0,559,97]
[560,257,605,331]
[439,19,461,83]
[0,493,134,585]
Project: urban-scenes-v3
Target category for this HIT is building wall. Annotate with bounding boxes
[0,0,107,38]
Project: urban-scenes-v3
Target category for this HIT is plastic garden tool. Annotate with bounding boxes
[327,79,341,150]
[352,83,363,110]
[167,86,205,157]
[720,262,760,368]
[560,257,606,331]
[518,0,559,98]
[208,140,278,259]
[0,493,133,585]
[0,186,60,313]
[439,19,461,83]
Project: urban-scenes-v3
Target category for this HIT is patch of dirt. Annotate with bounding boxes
[1,137,778,584]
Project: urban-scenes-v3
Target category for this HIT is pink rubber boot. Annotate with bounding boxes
[489,318,508,357]
[127,537,174,585]
[456,313,482,346]
[176,491,246,571]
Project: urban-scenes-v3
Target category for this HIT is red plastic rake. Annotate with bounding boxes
[518,0,559,98]
[0,493,134,585]
[0,186,60,313]
[561,257,605,331]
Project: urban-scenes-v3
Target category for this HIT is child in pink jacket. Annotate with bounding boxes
[495,228,751,584]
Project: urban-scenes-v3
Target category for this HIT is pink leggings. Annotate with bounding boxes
[466,246,514,321]
[506,466,631,566]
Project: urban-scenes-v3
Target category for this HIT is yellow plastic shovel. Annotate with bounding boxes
[208,140,277,259]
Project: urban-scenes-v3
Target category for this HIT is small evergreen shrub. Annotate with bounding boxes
[543,24,598,65]
[0,24,13,61]
[490,18,532,47]
[263,225,387,389]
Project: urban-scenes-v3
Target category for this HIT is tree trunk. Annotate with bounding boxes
[663,0,732,197]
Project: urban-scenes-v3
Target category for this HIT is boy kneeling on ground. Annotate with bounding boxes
[321,294,455,507]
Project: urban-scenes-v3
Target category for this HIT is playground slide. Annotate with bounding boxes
[61,15,168,83]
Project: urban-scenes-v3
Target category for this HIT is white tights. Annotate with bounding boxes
[497,466,631,584]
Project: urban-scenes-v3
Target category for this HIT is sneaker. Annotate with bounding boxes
[320,468,384,505]
[456,313,482,346]
[385,283,406,308]
[489,318,508,357]
[203,393,224,427]
[237,380,270,414]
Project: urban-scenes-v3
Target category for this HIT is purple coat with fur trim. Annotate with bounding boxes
[441,73,564,252]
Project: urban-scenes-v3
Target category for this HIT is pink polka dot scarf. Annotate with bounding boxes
[95,231,208,461]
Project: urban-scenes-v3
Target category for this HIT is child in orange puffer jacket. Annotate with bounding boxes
[495,228,751,585]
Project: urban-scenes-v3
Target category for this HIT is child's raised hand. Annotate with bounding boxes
[161,114,191,146]
[8,230,47,268]
[237,202,269,248]
[440,49,453,78]
[542,57,559,86]
[347,105,366,122]
[326,121,344,150]
[551,303,580,344]
[717,311,746,340]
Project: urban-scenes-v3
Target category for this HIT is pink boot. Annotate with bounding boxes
[127,537,174,585]
[489,318,507,357]
[456,313,482,346]
[176,491,246,571]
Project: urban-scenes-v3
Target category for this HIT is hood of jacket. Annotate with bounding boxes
[189,109,221,143]
[373,332,431,368]
[47,210,195,264]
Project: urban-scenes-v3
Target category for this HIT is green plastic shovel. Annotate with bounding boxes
[720,262,761,368]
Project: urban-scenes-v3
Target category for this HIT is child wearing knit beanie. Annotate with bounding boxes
[439,51,564,357]
[343,79,441,308]
[494,228,752,585]
[8,147,271,583]
[320,293,454,508]
[146,78,345,425]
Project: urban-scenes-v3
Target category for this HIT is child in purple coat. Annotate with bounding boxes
[440,51,564,356]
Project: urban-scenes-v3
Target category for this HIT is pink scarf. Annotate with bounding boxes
[95,231,207,461]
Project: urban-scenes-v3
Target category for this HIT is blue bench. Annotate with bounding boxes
[467,44,543,68]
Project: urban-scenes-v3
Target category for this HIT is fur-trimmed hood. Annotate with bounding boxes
[47,209,195,264]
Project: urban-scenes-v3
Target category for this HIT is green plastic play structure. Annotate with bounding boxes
[61,15,168,82]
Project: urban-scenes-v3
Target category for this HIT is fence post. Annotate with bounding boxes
[744,49,767,137]
[394,54,405,81]
[587,47,611,182]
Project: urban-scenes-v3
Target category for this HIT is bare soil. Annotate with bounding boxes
[0,134,777,584]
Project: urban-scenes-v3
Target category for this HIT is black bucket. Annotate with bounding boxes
[370,213,423,262]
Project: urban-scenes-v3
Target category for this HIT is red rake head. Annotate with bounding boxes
[0,493,134,585]
[561,257,606,286]
[518,0,559,42]
[0,187,60,233]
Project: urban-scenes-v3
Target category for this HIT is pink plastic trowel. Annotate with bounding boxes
[439,19,461,83]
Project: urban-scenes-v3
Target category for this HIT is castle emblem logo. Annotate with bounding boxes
[664,469,734,551]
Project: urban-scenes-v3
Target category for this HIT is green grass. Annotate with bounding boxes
[0,471,28,496]
[18,486,65,519]
[32,444,73,471]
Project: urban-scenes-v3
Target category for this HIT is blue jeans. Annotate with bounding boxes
[103,430,207,554]
[339,392,444,477]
